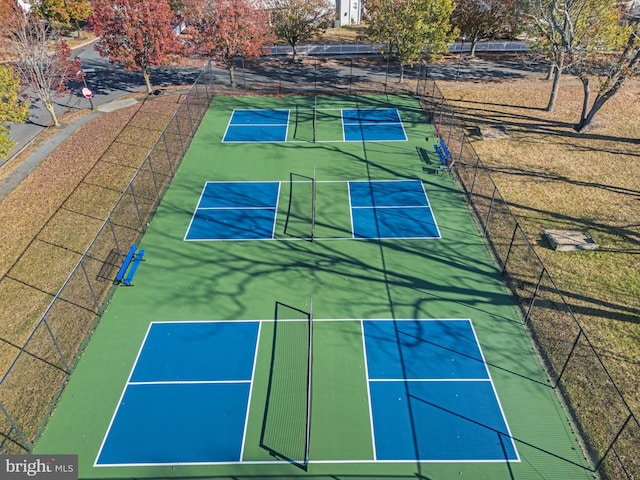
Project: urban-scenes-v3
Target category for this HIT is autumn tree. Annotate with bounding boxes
[182,0,272,85]
[266,0,334,61]
[38,0,93,38]
[90,0,180,94]
[0,65,29,159]
[524,0,624,112]
[6,5,81,127]
[450,0,520,57]
[364,0,456,81]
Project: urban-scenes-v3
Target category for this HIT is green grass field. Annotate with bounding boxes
[35,94,593,479]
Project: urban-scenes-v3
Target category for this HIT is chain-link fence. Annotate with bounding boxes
[0,61,215,454]
[3,55,637,479]
[216,56,421,96]
[416,66,639,480]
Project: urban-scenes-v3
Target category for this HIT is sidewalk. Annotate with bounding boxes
[0,97,140,203]
[0,112,100,203]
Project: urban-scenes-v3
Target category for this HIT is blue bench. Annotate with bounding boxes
[115,244,137,283]
[434,144,448,164]
[433,143,455,173]
[439,138,451,160]
[124,250,145,286]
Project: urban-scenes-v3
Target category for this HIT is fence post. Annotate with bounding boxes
[0,401,30,453]
[501,223,519,276]
[80,259,100,311]
[554,328,584,388]
[455,133,466,165]
[468,154,481,201]
[525,267,546,324]
[145,155,160,199]
[127,182,144,231]
[484,186,497,235]
[593,413,633,474]
[160,133,175,176]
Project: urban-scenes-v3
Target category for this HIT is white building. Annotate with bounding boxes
[335,0,362,26]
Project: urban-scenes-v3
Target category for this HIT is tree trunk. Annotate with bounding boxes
[546,54,564,112]
[470,40,477,58]
[576,83,622,133]
[142,67,153,94]
[399,63,404,82]
[291,43,297,62]
[578,76,591,130]
[75,21,83,39]
[546,63,555,81]
[44,100,60,127]
[228,64,236,86]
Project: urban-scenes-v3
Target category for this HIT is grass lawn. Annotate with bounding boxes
[438,76,640,416]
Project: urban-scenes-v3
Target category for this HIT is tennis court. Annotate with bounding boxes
[34,94,593,479]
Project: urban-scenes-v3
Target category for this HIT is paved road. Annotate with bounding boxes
[5,39,203,162]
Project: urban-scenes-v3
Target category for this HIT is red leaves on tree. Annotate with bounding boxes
[90,0,180,92]
[183,0,271,84]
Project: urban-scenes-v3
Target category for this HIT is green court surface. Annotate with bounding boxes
[34,95,593,479]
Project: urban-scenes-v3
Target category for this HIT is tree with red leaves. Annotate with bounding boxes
[5,3,81,127]
[90,0,179,93]
[183,0,272,85]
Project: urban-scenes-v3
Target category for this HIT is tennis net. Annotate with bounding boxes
[260,301,313,470]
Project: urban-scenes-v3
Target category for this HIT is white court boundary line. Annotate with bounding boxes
[361,318,520,464]
[94,318,519,467]
[94,320,261,468]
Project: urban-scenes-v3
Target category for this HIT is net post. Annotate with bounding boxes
[311,167,317,242]
[312,107,317,143]
[313,96,318,143]
[304,298,313,468]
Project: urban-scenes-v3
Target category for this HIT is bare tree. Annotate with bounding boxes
[573,16,640,131]
[524,0,624,112]
[6,5,81,127]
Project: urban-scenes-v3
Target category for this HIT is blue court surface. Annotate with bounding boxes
[223,109,290,142]
[95,321,260,466]
[222,107,407,143]
[185,181,280,241]
[186,180,440,241]
[349,180,440,239]
[363,319,519,462]
[95,318,518,466]
[342,108,407,142]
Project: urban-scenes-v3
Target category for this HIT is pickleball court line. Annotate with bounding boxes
[360,318,520,463]
[94,321,262,467]
[94,318,518,467]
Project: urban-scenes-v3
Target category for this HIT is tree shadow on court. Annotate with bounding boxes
[408,394,593,476]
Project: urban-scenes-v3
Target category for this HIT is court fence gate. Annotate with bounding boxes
[416,66,639,480]
[0,61,216,454]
